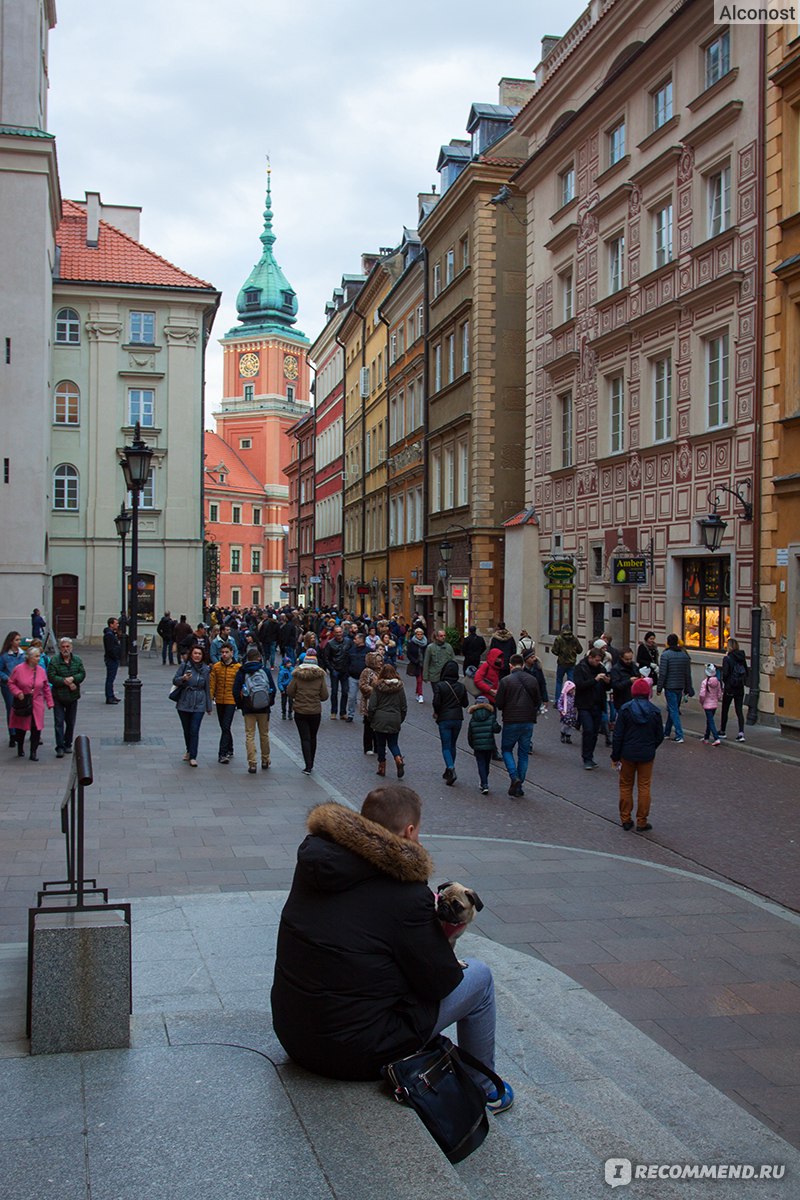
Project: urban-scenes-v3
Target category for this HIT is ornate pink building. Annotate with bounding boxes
[508,0,761,676]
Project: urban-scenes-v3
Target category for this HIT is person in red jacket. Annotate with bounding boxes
[473,648,505,760]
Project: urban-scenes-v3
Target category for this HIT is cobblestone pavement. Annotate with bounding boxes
[1,647,798,1147]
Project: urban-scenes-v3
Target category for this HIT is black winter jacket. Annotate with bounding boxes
[657,648,694,695]
[722,649,749,695]
[348,643,369,680]
[461,633,486,671]
[432,661,468,723]
[271,803,462,1080]
[611,698,665,763]
[325,636,351,674]
[467,702,501,750]
[573,656,610,710]
[610,659,637,709]
[495,667,541,723]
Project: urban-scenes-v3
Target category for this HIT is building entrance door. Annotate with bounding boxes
[52,574,79,638]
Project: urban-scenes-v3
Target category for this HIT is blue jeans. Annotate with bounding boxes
[438,720,462,770]
[664,689,684,739]
[329,670,349,716]
[178,709,204,759]
[703,709,719,740]
[501,721,533,783]
[53,698,78,751]
[104,659,119,701]
[373,730,401,762]
[555,664,574,704]
[161,637,174,665]
[431,958,496,1092]
[579,706,602,764]
[474,748,492,789]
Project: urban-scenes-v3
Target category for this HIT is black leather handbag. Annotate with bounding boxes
[382,1035,504,1163]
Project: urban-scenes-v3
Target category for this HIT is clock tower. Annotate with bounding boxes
[212,169,311,605]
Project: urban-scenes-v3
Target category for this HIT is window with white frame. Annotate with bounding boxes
[461,320,470,374]
[608,234,625,293]
[251,548,261,572]
[407,314,415,347]
[417,304,424,338]
[430,450,441,513]
[707,333,730,428]
[445,248,455,285]
[654,356,672,442]
[705,29,730,88]
[396,493,404,544]
[433,343,442,392]
[390,331,397,364]
[129,311,155,344]
[126,469,155,510]
[432,262,441,298]
[708,165,731,237]
[398,324,405,355]
[443,445,454,509]
[447,332,455,383]
[253,506,261,525]
[457,439,468,506]
[239,438,252,449]
[652,79,673,129]
[460,234,469,271]
[232,504,241,524]
[230,547,241,573]
[654,202,673,267]
[54,380,80,425]
[560,392,573,468]
[53,464,79,510]
[561,269,574,322]
[608,119,626,166]
[55,308,80,345]
[128,387,154,427]
[560,165,575,207]
[610,376,624,454]
[209,502,219,522]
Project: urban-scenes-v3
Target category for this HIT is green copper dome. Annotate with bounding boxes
[228,171,306,339]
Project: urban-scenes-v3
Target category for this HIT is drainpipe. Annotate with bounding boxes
[747,23,767,725]
[352,298,368,599]
[421,245,430,627]
[378,304,391,602]
[335,328,347,608]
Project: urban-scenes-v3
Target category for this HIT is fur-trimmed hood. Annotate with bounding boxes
[302,802,433,886]
[468,699,495,714]
[373,676,405,693]
[491,628,515,643]
[292,662,326,679]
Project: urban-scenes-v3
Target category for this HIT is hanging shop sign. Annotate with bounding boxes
[613,556,648,585]
[356,585,371,595]
[544,560,576,590]
[450,584,468,600]
[413,584,434,596]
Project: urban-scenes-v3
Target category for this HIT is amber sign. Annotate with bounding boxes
[613,556,647,585]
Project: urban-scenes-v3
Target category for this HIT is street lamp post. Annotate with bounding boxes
[119,423,153,743]
[113,504,132,668]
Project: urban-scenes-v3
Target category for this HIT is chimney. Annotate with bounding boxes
[541,35,561,60]
[85,191,101,248]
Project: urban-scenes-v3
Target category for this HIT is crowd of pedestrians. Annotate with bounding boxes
[3,603,755,839]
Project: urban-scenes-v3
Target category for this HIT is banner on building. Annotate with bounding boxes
[613,556,648,585]
[544,560,576,590]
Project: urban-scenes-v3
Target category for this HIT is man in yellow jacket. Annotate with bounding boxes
[209,642,240,764]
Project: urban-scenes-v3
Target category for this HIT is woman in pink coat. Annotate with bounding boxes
[8,645,53,761]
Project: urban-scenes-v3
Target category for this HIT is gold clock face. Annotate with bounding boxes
[239,352,260,378]
[284,354,299,380]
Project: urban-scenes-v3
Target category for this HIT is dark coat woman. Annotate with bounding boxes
[367,665,407,777]
[172,647,212,766]
[271,802,462,1081]
[461,627,486,672]
[404,629,428,701]
[720,638,749,740]
[432,660,468,785]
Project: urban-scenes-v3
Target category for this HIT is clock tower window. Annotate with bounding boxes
[243,384,254,402]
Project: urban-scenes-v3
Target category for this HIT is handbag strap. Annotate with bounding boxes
[439,1037,506,1097]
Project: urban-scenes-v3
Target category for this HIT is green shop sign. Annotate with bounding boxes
[544,560,576,590]
[613,556,648,585]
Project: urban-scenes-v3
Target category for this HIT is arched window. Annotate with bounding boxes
[53,380,80,425]
[53,464,79,510]
[55,308,81,345]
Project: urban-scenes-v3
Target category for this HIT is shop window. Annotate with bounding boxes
[682,557,731,651]
[548,588,573,635]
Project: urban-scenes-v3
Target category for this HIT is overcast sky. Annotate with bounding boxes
[49,0,585,420]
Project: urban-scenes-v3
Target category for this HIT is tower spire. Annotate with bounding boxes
[229,164,305,339]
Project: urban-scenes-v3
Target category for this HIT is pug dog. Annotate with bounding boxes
[435,881,484,965]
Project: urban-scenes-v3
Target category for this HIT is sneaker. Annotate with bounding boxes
[718,731,727,739]
[365,749,375,755]
[622,820,634,831]
[346,716,353,723]
[417,695,424,703]
[736,733,745,742]
[189,759,198,768]
[55,748,64,758]
[302,767,312,775]
[330,713,337,720]
[486,1081,514,1114]
[675,738,685,744]
[248,765,257,774]
[218,756,229,765]
[636,822,653,832]
[583,761,597,770]
[712,739,721,747]
[702,737,709,744]
[182,752,191,762]
[480,786,489,795]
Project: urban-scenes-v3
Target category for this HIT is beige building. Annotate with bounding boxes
[510,2,762,685]
[419,80,533,635]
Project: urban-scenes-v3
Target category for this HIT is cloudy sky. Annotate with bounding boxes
[49,0,585,418]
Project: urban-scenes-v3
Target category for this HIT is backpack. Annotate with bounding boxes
[730,659,748,689]
[242,667,272,711]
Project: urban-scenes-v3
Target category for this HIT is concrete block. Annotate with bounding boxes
[30,911,130,1055]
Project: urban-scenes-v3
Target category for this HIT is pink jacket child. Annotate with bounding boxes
[8,658,53,759]
[557,679,578,743]
[699,666,723,744]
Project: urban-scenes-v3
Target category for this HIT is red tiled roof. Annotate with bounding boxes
[480,155,525,167]
[56,198,214,289]
[203,431,265,496]
[503,506,539,528]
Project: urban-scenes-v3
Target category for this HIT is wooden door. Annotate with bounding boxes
[52,574,79,638]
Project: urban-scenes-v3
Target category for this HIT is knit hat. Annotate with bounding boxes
[473,694,490,705]
[593,639,607,651]
[523,644,536,659]
[639,665,651,677]
[704,663,717,677]
[305,648,317,659]
[632,678,651,697]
